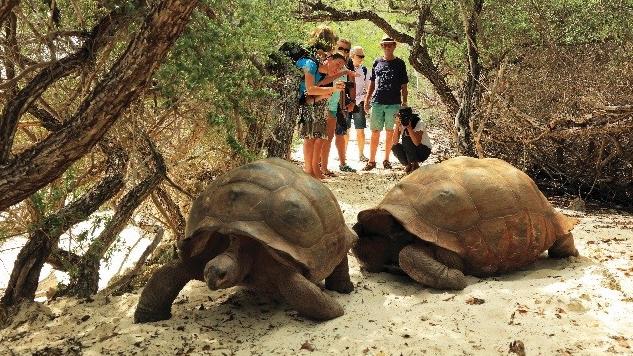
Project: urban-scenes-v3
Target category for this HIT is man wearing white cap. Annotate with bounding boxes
[363,35,409,171]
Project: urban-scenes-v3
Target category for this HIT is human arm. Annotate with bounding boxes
[400,60,409,107]
[364,80,375,113]
[348,71,356,106]
[305,69,342,96]
[406,123,423,146]
[401,83,408,107]
[318,69,357,86]
[392,118,401,145]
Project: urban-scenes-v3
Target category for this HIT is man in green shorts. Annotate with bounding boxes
[363,35,409,170]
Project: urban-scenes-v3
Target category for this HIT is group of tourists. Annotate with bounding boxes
[292,25,432,180]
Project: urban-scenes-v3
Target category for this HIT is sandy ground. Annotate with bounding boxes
[1,129,632,355]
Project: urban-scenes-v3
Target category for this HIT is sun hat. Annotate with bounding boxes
[380,35,396,44]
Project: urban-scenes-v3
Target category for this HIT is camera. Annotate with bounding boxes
[399,107,413,126]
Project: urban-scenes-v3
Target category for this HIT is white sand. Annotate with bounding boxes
[1,129,632,355]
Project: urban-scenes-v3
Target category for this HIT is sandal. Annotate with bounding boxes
[362,161,376,171]
[359,154,369,162]
[323,170,338,177]
[383,160,393,169]
[339,164,357,173]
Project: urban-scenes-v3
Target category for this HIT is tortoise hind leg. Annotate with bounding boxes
[399,242,467,290]
[134,259,199,323]
[548,233,579,258]
[277,270,344,320]
[325,254,353,294]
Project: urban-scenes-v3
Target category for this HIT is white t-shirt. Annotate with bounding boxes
[401,119,432,148]
[353,65,370,104]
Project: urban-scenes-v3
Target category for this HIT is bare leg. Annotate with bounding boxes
[369,130,380,163]
[277,270,344,320]
[399,242,467,290]
[134,259,198,323]
[384,129,394,163]
[325,255,353,294]
[335,134,347,166]
[303,138,314,175]
[357,129,366,158]
[311,139,325,180]
[343,133,349,151]
[320,117,336,174]
[548,233,579,258]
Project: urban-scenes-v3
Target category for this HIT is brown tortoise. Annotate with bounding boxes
[353,156,579,289]
[134,158,356,323]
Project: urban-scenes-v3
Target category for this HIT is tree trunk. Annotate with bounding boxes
[2,12,17,95]
[0,4,139,163]
[0,0,19,27]
[408,47,459,117]
[265,73,301,159]
[0,0,198,211]
[454,0,484,157]
[0,142,127,307]
[151,187,185,239]
[63,138,166,298]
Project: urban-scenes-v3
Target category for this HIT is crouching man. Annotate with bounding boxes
[392,107,432,174]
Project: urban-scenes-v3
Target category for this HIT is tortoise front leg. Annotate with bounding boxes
[134,259,199,323]
[548,233,579,258]
[399,242,467,290]
[325,254,354,294]
[276,270,344,321]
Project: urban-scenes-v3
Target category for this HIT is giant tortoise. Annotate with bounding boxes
[134,158,356,322]
[353,156,579,289]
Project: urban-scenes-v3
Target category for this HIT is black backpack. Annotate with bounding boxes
[346,59,368,80]
[279,41,312,63]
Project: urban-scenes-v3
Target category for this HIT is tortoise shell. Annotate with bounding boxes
[179,158,356,281]
[371,156,576,276]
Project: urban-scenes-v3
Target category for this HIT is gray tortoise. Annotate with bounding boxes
[135,158,356,323]
[353,156,579,290]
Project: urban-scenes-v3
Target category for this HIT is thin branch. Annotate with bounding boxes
[0,0,20,27]
[0,3,141,163]
[0,0,198,211]
[299,1,414,44]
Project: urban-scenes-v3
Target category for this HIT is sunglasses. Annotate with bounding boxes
[337,46,351,53]
[355,54,365,58]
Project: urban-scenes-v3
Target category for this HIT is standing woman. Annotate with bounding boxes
[297,25,344,179]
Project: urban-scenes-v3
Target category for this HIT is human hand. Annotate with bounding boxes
[346,103,355,112]
[334,82,345,91]
[347,70,360,77]
[364,102,371,114]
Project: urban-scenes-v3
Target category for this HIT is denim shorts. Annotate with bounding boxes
[346,102,367,130]
[332,108,348,136]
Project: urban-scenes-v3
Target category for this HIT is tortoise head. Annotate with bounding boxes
[204,235,253,290]
[352,209,401,272]
[352,231,391,273]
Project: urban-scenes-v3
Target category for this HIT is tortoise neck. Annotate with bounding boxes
[225,236,255,280]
